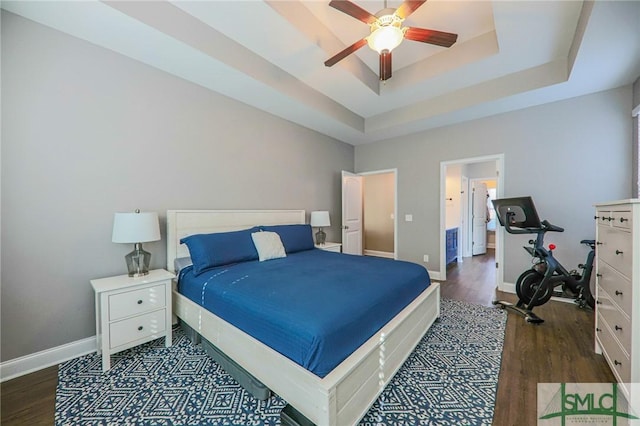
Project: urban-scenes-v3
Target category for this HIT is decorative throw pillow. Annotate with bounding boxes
[251,231,287,262]
[260,224,315,253]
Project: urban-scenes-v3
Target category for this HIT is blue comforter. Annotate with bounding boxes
[178,249,431,377]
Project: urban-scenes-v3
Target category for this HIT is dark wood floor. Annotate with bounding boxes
[441,249,615,425]
[1,250,615,425]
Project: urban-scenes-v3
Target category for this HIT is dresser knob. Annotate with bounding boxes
[615,325,623,331]
[596,273,602,278]
[615,250,624,255]
[615,290,623,296]
[601,216,607,220]
[607,217,614,221]
[614,360,622,366]
[596,328,601,332]
[596,300,602,305]
[596,241,603,245]
[619,217,628,223]
[137,300,143,305]
[138,326,143,331]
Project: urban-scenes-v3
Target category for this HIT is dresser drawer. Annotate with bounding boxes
[109,309,167,349]
[109,284,167,321]
[596,313,631,384]
[598,226,632,279]
[596,210,611,225]
[597,261,632,316]
[596,287,631,355]
[611,210,632,230]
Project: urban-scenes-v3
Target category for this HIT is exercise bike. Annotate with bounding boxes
[491,196,595,324]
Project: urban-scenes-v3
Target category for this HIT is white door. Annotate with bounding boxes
[342,171,363,255]
[461,175,469,257]
[472,182,488,255]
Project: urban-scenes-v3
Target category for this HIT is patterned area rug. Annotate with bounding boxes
[55,298,506,425]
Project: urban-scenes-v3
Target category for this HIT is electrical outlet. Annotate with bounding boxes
[423,255,429,262]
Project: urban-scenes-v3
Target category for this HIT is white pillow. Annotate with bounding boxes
[251,231,286,262]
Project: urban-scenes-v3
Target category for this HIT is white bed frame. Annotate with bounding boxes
[167,209,440,426]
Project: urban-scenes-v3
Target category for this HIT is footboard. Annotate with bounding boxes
[173,282,440,425]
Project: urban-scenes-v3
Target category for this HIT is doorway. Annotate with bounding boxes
[440,154,505,290]
[342,169,397,259]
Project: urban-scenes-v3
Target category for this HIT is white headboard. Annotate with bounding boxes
[166,209,306,273]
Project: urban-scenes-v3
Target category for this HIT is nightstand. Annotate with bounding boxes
[315,242,342,253]
[91,269,175,372]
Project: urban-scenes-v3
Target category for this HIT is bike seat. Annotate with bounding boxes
[581,239,595,246]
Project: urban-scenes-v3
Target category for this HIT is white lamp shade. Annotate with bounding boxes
[310,211,331,227]
[112,211,161,243]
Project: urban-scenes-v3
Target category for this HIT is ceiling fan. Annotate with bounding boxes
[324,0,458,81]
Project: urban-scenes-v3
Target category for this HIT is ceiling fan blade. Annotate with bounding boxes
[329,0,377,24]
[324,38,368,67]
[404,27,458,47]
[395,0,427,19]
[379,50,392,81]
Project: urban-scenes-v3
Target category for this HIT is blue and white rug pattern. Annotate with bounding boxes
[55,298,506,425]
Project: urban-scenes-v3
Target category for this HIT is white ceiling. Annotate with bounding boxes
[3,1,640,145]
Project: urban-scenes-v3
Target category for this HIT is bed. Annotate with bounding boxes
[167,209,440,426]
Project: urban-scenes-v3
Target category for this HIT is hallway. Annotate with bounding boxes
[440,249,496,306]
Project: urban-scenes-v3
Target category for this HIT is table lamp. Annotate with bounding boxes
[112,209,161,277]
[310,211,330,245]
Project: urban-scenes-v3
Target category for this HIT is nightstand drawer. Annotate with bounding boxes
[109,284,167,321]
[109,309,167,349]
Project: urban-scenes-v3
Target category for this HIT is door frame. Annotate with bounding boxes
[439,154,505,289]
[347,168,398,259]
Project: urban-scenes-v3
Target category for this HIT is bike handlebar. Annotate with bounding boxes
[503,212,564,235]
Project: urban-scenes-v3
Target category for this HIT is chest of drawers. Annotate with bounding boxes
[594,200,640,400]
[91,269,175,371]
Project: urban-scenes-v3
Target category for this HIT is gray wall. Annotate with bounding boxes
[1,12,353,361]
[356,86,633,282]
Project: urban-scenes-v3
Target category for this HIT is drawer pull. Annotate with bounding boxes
[607,217,614,221]
[614,360,622,366]
[615,290,623,296]
[594,215,599,220]
[619,217,628,223]
[137,300,143,305]
[596,300,602,305]
[596,273,602,278]
[138,326,143,331]
[615,325,623,331]
[596,241,603,245]
[615,250,624,255]
[596,328,601,332]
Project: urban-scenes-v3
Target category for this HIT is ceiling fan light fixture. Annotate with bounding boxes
[367,24,404,54]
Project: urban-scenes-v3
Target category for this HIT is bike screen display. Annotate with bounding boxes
[492,196,542,229]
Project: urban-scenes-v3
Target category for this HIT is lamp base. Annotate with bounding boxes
[125,243,151,277]
[315,228,326,245]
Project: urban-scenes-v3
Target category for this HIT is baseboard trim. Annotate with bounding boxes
[363,249,395,259]
[497,282,580,305]
[0,336,96,382]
